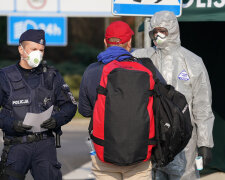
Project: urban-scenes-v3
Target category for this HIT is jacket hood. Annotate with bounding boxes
[97,46,132,64]
[150,11,181,53]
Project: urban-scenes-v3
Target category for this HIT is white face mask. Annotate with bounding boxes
[21,45,43,68]
[154,32,167,47]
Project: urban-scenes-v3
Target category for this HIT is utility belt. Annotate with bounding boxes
[0,131,54,180]
[4,131,54,146]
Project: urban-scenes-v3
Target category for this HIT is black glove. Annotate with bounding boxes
[198,146,212,166]
[13,121,32,133]
[40,117,56,129]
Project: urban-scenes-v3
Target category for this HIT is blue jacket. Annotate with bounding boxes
[78,46,133,117]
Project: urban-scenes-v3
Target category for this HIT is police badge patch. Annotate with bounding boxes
[68,92,77,105]
[39,39,44,45]
[12,99,30,106]
[62,84,77,105]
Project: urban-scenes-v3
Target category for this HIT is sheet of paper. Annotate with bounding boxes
[23,105,53,133]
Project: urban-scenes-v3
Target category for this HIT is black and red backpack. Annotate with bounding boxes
[89,55,192,167]
[89,56,156,166]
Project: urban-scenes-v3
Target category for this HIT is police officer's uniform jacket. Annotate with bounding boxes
[0,62,77,136]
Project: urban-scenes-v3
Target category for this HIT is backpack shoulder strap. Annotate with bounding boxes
[138,58,157,80]
[139,58,167,84]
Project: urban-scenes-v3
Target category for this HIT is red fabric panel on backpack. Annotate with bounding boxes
[93,61,119,162]
[145,96,155,161]
[93,94,106,140]
[93,143,104,162]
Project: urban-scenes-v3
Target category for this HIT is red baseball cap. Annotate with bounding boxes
[105,21,134,45]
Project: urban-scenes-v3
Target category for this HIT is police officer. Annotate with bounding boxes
[0,29,77,180]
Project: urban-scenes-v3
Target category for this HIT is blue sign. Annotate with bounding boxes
[8,16,67,46]
[112,0,182,17]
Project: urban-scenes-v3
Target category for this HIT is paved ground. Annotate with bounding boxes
[61,119,225,180]
[0,118,224,180]
[62,119,225,180]
[200,172,225,180]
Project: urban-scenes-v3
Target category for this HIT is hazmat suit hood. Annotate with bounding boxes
[150,11,181,54]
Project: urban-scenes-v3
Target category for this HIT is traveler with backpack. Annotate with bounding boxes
[79,21,153,180]
[132,11,214,180]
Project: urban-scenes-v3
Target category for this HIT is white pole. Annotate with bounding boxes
[135,16,143,48]
[105,17,110,31]
[144,17,151,48]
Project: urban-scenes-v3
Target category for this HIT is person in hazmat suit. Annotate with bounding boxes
[132,11,214,180]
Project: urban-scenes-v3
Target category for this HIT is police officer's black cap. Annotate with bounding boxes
[19,29,46,46]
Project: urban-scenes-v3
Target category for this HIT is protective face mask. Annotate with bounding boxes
[27,50,43,68]
[21,45,43,68]
[154,32,167,45]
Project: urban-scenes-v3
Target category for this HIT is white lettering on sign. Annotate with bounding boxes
[197,0,206,7]
[183,0,225,8]
[39,23,61,36]
[14,20,38,39]
[183,0,194,8]
[12,99,29,105]
[207,0,212,7]
[13,20,62,39]
[214,0,225,7]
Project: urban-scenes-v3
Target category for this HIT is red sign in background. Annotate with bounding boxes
[27,0,47,10]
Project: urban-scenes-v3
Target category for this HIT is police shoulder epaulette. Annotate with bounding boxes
[47,65,58,72]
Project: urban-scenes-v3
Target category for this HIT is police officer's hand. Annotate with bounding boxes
[198,146,212,166]
[40,117,56,129]
[13,121,32,133]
